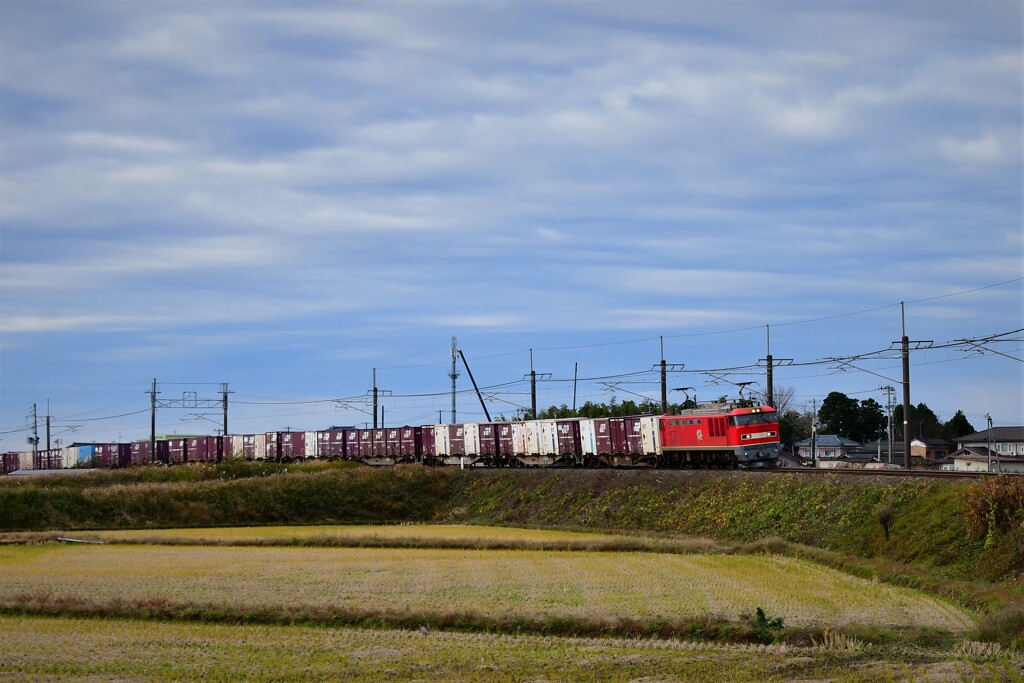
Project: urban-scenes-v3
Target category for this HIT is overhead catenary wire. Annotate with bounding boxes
[6,276,1020,443]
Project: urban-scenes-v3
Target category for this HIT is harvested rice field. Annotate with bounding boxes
[1,615,1019,682]
[74,523,622,542]
[1,525,1020,681]
[0,542,971,632]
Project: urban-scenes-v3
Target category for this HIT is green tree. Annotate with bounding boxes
[893,402,943,440]
[817,392,861,438]
[943,410,976,440]
[817,392,886,443]
[778,408,812,449]
[855,398,886,444]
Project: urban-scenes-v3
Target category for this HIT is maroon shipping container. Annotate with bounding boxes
[283,431,304,459]
[372,429,388,457]
[384,429,401,457]
[133,440,170,464]
[264,431,305,460]
[421,427,436,458]
[33,449,64,470]
[555,420,582,457]
[188,437,210,463]
[398,426,421,459]
[495,423,514,457]
[219,436,232,461]
[623,416,644,454]
[168,438,188,464]
[131,441,150,465]
[478,424,499,457]
[345,429,361,459]
[94,443,116,468]
[116,443,132,467]
[2,452,19,475]
[441,425,466,456]
[317,430,346,459]
[191,436,223,463]
[358,429,374,458]
[592,418,613,454]
[132,440,167,466]
[593,417,642,455]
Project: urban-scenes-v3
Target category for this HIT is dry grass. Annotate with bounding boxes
[0,543,972,634]
[1,615,1020,682]
[76,523,621,543]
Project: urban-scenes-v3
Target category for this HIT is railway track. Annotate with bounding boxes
[757,466,987,479]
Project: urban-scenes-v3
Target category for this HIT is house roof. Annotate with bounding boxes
[911,437,953,447]
[861,440,905,453]
[777,451,806,466]
[959,427,1024,443]
[841,452,879,463]
[794,435,861,447]
[952,450,1022,464]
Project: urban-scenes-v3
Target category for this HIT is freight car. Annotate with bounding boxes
[319,403,780,469]
[2,404,780,473]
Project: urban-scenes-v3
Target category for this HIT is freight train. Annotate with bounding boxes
[2,403,781,473]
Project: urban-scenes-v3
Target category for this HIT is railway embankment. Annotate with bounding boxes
[1,464,1021,605]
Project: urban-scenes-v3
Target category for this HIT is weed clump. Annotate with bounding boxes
[753,607,784,644]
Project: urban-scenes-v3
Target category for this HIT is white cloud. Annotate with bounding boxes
[116,13,228,70]
[67,131,182,154]
[0,1,1020,433]
[939,134,1006,165]
[755,95,847,140]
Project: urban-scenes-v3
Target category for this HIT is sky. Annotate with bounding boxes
[1,0,1022,450]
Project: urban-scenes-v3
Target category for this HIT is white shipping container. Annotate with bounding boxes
[249,433,267,460]
[523,421,543,454]
[230,435,246,461]
[579,419,598,456]
[509,422,526,456]
[520,420,559,456]
[639,416,660,454]
[433,425,449,457]
[18,451,33,470]
[462,423,481,456]
[304,431,319,458]
[540,420,559,456]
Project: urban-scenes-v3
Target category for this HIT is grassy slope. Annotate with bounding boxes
[1,465,1020,589]
[443,470,1023,588]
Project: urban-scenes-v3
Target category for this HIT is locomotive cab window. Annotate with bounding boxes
[729,413,778,427]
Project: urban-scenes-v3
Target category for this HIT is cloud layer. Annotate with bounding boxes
[1,1,1021,442]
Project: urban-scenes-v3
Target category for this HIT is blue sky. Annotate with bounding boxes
[1,0,1021,450]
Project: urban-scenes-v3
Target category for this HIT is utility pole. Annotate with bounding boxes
[150,379,157,463]
[31,403,38,457]
[221,383,231,437]
[880,385,895,465]
[530,348,537,420]
[45,399,51,451]
[572,362,578,413]
[987,413,996,474]
[811,398,817,468]
[660,337,668,413]
[900,303,911,469]
[522,350,551,420]
[449,337,459,424]
[366,370,391,429]
[760,325,791,409]
[458,349,491,422]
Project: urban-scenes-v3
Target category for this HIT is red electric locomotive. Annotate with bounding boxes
[658,404,780,468]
